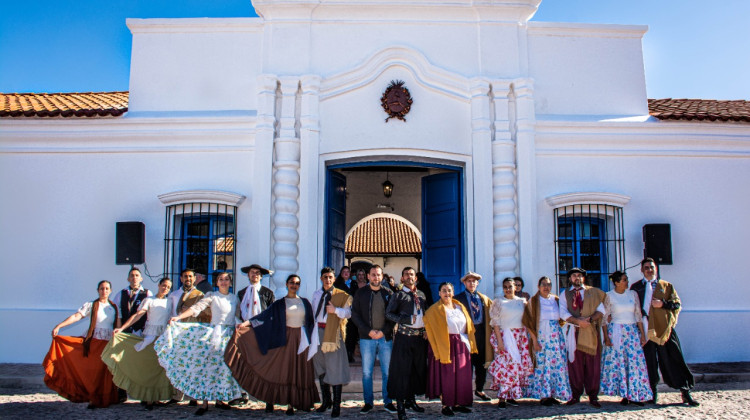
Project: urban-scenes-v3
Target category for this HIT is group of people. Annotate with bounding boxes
[43,257,699,418]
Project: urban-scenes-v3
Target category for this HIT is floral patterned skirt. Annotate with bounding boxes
[487,327,533,399]
[523,320,571,400]
[155,322,242,402]
[600,323,653,402]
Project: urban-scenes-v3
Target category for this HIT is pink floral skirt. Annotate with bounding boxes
[487,327,533,399]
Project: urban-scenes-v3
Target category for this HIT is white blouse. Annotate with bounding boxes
[77,301,116,340]
[190,291,241,326]
[539,295,561,322]
[489,296,526,329]
[139,296,170,336]
[445,306,468,335]
[286,297,306,328]
[604,290,643,325]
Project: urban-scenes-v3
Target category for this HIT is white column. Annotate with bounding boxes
[253,75,278,278]
[513,78,537,286]
[271,77,302,296]
[490,81,519,297]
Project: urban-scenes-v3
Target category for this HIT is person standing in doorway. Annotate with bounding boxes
[631,258,699,406]
[559,267,606,408]
[351,264,396,414]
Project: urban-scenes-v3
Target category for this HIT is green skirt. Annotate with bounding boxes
[101,332,174,401]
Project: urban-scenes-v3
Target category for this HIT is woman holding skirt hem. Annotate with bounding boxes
[44,280,121,408]
[225,274,319,415]
[102,277,175,410]
[156,272,242,416]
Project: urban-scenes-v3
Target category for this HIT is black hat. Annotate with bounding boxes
[567,267,586,277]
[240,264,271,275]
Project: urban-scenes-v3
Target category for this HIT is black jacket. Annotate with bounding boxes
[385,287,427,326]
[351,286,395,340]
[238,285,275,319]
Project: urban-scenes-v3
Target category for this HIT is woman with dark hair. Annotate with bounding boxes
[416,272,434,307]
[225,274,319,415]
[600,271,652,405]
[334,266,352,293]
[102,277,175,410]
[521,276,571,405]
[424,282,477,416]
[514,277,531,301]
[43,280,121,408]
[157,272,242,415]
[488,277,533,408]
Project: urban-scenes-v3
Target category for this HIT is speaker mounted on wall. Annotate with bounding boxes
[116,221,145,265]
[643,223,672,265]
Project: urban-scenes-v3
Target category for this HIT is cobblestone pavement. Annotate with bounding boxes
[2,382,749,420]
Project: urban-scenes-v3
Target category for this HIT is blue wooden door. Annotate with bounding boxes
[422,171,463,299]
[326,170,347,270]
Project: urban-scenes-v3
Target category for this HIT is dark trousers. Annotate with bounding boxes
[568,344,601,401]
[387,333,427,400]
[345,321,358,358]
[470,325,487,392]
[643,328,694,392]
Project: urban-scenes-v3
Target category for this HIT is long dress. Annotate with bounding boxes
[101,296,175,401]
[425,303,474,407]
[155,291,243,401]
[600,290,653,402]
[224,297,319,410]
[43,301,120,407]
[487,296,533,400]
[522,295,571,400]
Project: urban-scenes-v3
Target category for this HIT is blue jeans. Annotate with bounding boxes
[360,337,393,405]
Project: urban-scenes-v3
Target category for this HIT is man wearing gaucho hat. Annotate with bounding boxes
[559,267,606,408]
[238,264,275,322]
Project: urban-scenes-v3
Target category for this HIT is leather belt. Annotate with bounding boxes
[397,325,425,337]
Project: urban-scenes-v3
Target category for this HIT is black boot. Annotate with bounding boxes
[331,385,342,418]
[396,399,408,420]
[406,397,425,413]
[681,389,700,407]
[316,377,332,413]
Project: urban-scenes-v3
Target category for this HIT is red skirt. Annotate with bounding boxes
[426,334,473,407]
[42,335,120,407]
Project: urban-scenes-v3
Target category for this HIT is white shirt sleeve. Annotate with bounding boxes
[559,289,573,321]
[77,301,93,318]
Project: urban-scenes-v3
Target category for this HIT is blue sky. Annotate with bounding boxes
[1,0,748,99]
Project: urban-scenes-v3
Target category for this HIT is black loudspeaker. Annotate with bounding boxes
[643,223,672,265]
[116,222,145,265]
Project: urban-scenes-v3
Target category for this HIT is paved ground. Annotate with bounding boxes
[2,362,749,419]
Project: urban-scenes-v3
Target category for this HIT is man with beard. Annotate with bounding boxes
[385,267,428,420]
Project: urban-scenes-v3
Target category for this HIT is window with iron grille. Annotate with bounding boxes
[163,203,237,292]
[554,204,625,292]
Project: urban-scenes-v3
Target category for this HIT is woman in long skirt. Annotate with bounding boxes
[521,276,571,405]
[487,277,533,408]
[600,271,653,405]
[102,277,175,410]
[225,274,319,415]
[424,282,477,416]
[156,272,242,416]
[43,280,121,408]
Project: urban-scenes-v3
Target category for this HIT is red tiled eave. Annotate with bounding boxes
[1,92,128,117]
[648,98,750,123]
[346,217,422,256]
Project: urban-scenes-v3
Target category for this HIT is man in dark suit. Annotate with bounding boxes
[631,257,698,406]
[454,271,494,402]
[238,264,275,321]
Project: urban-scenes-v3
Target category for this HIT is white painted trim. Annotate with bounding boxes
[345,212,422,242]
[127,18,264,34]
[158,190,247,206]
[527,21,648,39]
[545,192,631,208]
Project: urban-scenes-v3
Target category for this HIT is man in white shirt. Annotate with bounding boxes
[111,267,152,334]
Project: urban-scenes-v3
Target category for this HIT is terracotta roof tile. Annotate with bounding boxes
[0,92,128,117]
[346,217,422,255]
[648,98,750,123]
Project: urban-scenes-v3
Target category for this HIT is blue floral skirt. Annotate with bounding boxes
[600,323,653,402]
[523,320,571,400]
[155,322,242,401]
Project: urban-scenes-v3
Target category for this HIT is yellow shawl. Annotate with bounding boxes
[648,279,681,345]
[424,299,478,364]
[321,288,352,353]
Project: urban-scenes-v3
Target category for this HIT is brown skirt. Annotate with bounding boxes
[225,326,319,410]
[42,336,120,407]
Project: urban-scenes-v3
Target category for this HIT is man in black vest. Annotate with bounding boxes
[455,271,493,401]
[111,267,152,334]
[238,264,275,321]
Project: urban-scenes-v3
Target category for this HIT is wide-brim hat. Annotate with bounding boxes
[567,267,586,277]
[241,264,272,275]
[460,271,482,283]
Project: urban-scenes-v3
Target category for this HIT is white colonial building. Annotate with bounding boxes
[1,0,749,363]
